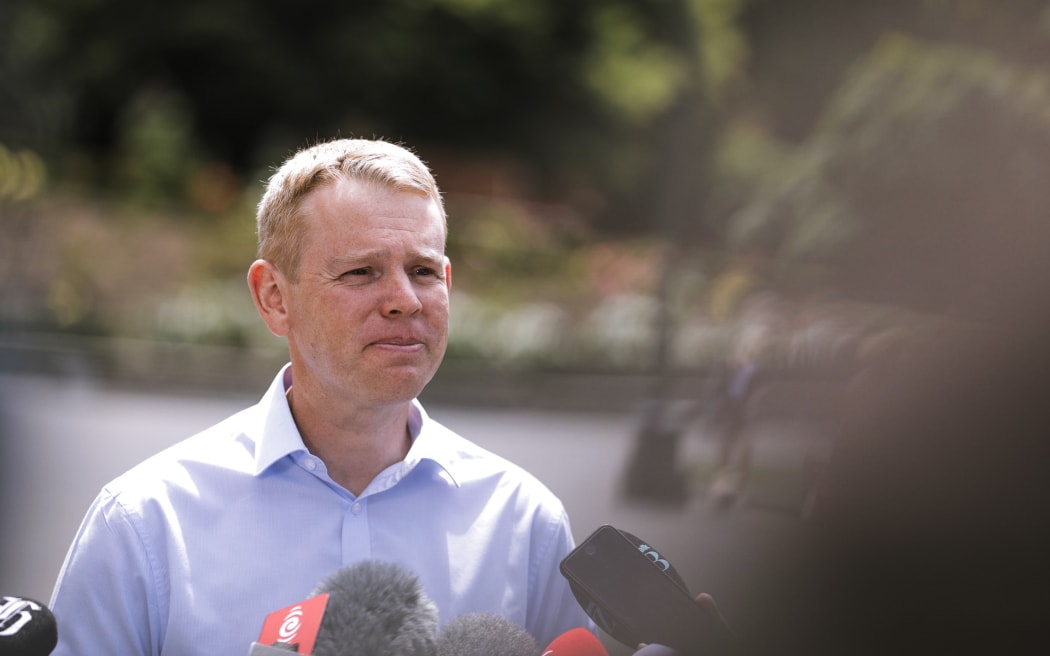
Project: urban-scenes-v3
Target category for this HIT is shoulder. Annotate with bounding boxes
[101,405,259,512]
[419,417,568,518]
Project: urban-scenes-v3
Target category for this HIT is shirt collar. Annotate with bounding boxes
[403,401,462,488]
[251,364,460,487]
[253,364,307,476]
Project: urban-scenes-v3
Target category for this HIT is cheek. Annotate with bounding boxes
[291,292,363,339]
[425,290,451,320]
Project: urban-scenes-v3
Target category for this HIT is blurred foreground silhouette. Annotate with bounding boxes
[734,240,1050,653]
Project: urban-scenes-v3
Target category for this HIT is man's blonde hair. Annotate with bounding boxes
[256,138,446,280]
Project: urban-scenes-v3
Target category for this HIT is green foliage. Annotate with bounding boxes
[0,144,47,201]
[582,4,689,124]
[112,87,207,208]
[0,0,758,236]
[446,196,596,306]
[688,0,749,102]
[722,28,1050,316]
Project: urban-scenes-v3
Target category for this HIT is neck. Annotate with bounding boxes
[286,384,414,496]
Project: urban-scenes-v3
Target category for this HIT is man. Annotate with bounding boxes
[49,138,592,655]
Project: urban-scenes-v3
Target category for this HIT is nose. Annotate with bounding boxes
[381,271,423,317]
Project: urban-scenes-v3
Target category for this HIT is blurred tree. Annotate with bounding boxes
[618,0,752,502]
[1,0,748,229]
[730,33,1050,322]
[4,0,1048,234]
[624,0,1050,502]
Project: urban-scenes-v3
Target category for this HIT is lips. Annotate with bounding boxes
[369,336,424,348]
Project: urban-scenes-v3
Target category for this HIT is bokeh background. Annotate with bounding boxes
[3,1,1050,653]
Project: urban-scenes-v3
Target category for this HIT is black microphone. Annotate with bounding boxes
[435,613,537,656]
[309,560,439,656]
[561,526,736,656]
[0,595,58,656]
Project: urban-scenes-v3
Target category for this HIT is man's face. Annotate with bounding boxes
[282,177,450,407]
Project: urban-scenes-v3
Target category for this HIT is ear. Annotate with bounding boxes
[247,259,291,337]
[443,256,452,291]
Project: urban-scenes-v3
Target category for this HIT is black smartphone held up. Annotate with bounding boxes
[560,525,730,655]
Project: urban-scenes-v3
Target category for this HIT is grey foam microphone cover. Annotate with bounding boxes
[310,560,439,656]
[436,613,538,656]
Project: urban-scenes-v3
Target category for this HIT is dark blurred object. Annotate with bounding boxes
[622,399,691,504]
[827,324,1048,652]
[737,287,1050,652]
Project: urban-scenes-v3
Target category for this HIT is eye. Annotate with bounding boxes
[335,267,375,284]
[413,266,437,277]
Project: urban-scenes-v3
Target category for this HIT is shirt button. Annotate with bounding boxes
[304,458,317,471]
[351,502,362,516]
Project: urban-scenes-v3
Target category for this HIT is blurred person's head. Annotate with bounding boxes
[255,138,446,282]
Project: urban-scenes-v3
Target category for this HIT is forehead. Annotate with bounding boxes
[301,177,446,244]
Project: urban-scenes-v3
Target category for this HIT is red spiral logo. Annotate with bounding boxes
[278,605,305,643]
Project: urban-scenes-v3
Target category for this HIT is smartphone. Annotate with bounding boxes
[560,525,726,654]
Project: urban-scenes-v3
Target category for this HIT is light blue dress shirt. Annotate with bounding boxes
[49,365,591,655]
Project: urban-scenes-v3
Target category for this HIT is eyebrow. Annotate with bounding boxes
[325,247,445,270]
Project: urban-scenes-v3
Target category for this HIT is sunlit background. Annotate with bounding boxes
[3,1,1050,653]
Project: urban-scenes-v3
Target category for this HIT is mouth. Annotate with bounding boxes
[369,336,425,350]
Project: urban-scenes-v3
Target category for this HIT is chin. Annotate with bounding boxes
[369,370,435,404]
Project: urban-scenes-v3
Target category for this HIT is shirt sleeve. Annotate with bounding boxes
[525,508,597,648]
[49,487,165,656]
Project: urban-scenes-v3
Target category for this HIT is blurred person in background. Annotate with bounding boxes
[703,294,779,510]
[705,320,769,510]
[47,138,592,656]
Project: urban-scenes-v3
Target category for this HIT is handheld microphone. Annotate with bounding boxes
[252,592,331,654]
[310,560,439,656]
[435,613,537,656]
[560,526,737,656]
[540,627,607,656]
[252,560,440,656]
[0,595,58,656]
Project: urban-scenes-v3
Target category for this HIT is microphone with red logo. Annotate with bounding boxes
[250,560,597,656]
[0,595,58,656]
[540,627,608,656]
[248,560,439,656]
[248,641,303,655]
[249,592,331,655]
